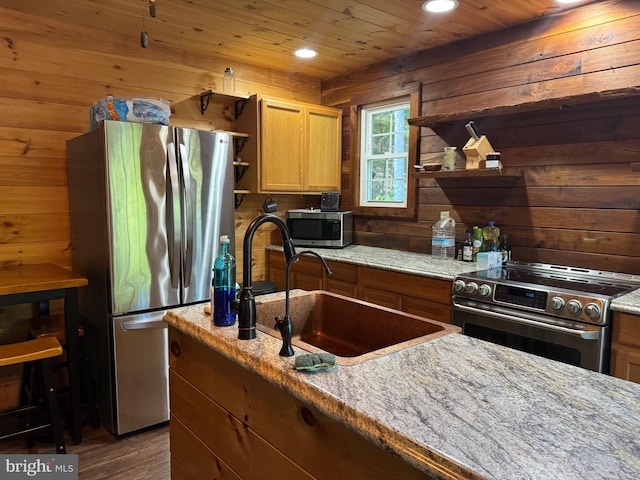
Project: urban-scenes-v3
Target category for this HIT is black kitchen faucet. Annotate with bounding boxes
[237,214,296,340]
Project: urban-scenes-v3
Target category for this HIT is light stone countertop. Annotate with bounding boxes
[266,244,483,280]
[268,244,640,315]
[611,287,640,315]
[165,301,640,480]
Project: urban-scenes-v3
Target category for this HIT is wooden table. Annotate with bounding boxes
[0,263,88,444]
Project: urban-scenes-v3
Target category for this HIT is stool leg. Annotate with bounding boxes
[40,357,66,454]
[78,340,100,428]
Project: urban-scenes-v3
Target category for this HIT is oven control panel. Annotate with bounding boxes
[494,284,547,309]
[452,278,608,325]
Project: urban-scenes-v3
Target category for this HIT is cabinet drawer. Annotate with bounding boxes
[326,260,358,283]
[358,286,402,310]
[325,278,358,298]
[359,267,451,305]
[402,296,452,324]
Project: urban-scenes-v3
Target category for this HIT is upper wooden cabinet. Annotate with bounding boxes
[236,95,342,194]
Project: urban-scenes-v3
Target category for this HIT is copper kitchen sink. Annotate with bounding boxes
[255,290,459,366]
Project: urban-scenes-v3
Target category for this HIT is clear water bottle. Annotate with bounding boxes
[431,211,456,259]
[213,235,236,326]
[482,221,500,252]
[223,67,235,93]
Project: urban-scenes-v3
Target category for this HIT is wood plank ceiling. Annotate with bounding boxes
[2,0,598,79]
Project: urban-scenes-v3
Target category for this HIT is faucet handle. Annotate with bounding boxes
[274,315,294,357]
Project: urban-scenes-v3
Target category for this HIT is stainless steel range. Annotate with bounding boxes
[451,261,640,373]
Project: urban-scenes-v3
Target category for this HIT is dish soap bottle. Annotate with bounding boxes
[213,235,236,327]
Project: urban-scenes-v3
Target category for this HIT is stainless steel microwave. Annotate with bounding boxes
[286,209,353,248]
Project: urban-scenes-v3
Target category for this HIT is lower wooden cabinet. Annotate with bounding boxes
[611,312,640,384]
[169,327,436,480]
[266,250,452,323]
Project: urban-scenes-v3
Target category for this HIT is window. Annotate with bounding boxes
[359,99,410,208]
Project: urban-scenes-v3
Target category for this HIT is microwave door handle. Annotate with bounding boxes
[167,144,181,289]
[453,303,601,340]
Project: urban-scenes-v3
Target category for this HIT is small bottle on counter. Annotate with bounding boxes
[213,235,237,327]
[462,229,473,262]
[499,234,511,265]
[472,226,483,261]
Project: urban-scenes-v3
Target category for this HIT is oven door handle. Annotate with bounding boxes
[453,303,601,340]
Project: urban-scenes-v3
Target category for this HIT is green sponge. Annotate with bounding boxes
[294,353,336,372]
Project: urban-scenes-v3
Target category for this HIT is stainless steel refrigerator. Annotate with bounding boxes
[66,120,235,435]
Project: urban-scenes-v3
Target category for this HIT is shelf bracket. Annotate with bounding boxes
[200,92,214,115]
[235,136,249,155]
[235,98,249,119]
[235,192,247,209]
[235,165,249,182]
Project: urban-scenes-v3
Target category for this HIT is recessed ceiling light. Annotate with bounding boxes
[293,48,318,59]
[422,0,458,13]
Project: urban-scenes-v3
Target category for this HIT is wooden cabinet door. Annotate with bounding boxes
[306,105,342,191]
[260,99,304,191]
[612,312,640,384]
[611,344,640,383]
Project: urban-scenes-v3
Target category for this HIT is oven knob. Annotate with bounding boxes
[566,299,582,315]
[584,303,601,320]
[453,280,465,293]
[551,297,565,311]
[478,284,492,297]
[464,282,478,294]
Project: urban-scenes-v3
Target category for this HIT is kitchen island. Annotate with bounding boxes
[165,297,640,480]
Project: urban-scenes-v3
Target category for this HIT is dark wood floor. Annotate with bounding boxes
[2,422,170,480]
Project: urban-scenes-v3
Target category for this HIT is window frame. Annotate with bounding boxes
[349,84,421,219]
[359,98,411,208]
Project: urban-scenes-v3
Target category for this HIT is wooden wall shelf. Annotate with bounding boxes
[199,90,250,116]
[412,168,522,179]
[407,87,640,128]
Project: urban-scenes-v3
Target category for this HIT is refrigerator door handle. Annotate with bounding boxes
[179,142,194,288]
[167,144,181,289]
[120,320,168,331]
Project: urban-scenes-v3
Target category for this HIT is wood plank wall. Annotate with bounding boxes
[322,0,640,275]
[0,5,319,327]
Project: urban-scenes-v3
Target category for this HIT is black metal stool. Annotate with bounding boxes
[29,313,100,430]
[0,337,66,453]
